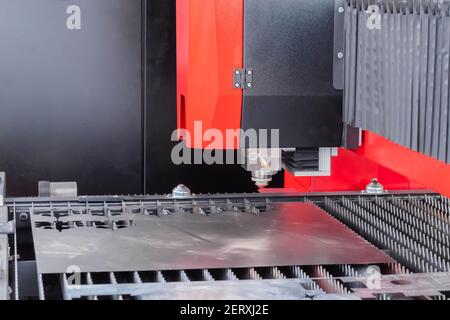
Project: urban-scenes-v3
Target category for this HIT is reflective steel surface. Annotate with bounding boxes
[31,202,393,274]
[0,206,9,300]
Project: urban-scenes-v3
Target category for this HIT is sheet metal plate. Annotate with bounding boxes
[31,203,393,274]
[63,279,359,300]
[0,207,9,300]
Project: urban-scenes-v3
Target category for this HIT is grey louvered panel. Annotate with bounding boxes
[343,0,450,163]
[439,17,450,161]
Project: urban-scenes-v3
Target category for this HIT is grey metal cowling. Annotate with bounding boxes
[343,0,450,163]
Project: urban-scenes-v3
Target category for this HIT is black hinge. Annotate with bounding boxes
[233,68,253,89]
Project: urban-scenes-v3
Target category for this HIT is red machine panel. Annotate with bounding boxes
[285,146,426,193]
[355,132,450,197]
[286,131,450,198]
[177,0,243,149]
[177,0,450,198]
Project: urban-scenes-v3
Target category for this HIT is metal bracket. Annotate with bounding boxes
[0,221,14,235]
[233,68,253,89]
[38,181,78,198]
[333,0,345,90]
[0,172,5,207]
[282,148,336,177]
[343,125,363,149]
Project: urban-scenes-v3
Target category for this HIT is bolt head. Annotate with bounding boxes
[247,70,252,75]
[235,83,240,88]
[19,212,29,222]
[247,83,252,88]
[337,52,344,59]
[338,7,344,13]
[171,184,192,199]
[365,178,385,194]
[235,70,240,75]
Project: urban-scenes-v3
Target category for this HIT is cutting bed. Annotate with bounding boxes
[1,191,450,300]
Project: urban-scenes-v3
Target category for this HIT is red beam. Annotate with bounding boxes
[354,132,450,197]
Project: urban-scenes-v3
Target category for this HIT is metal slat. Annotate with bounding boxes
[324,196,450,273]
[0,206,9,300]
[343,0,450,163]
[8,192,450,300]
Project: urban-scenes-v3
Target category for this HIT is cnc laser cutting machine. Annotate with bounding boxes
[1,0,450,300]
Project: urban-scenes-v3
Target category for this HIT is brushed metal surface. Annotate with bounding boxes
[62,279,359,300]
[31,202,393,274]
[0,172,5,207]
[0,206,9,300]
[59,272,450,300]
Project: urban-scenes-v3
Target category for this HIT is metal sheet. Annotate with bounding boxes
[333,0,345,90]
[348,272,450,299]
[59,271,450,300]
[31,202,393,274]
[62,279,358,301]
[0,206,9,300]
[0,172,5,207]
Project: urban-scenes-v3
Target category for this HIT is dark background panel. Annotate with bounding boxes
[0,0,143,196]
[0,0,274,196]
[242,0,343,149]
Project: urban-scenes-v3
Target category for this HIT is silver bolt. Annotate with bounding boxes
[337,52,344,59]
[247,70,252,75]
[235,83,240,88]
[235,70,240,75]
[247,83,252,88]
[338,7,344,13]
[365,178,385,194]
[171,184,192,199]
[19,212,29,222]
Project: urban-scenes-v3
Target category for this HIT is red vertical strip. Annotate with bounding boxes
[177,0,244,149]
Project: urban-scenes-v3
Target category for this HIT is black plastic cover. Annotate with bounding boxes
[242,0,343,148]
